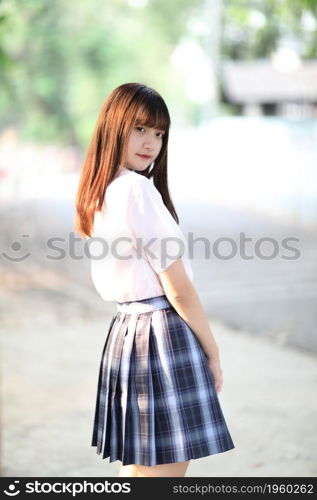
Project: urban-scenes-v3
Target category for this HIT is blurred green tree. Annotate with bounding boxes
[221,0,317,60]
[0,0,316,144]
[0,0,202,145]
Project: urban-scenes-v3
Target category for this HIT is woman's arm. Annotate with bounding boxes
[158,258,223,392]
[159,258,219,360]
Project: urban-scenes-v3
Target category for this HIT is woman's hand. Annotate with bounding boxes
[207,356,223,394]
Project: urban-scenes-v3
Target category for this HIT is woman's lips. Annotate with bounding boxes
[137,154,151,159]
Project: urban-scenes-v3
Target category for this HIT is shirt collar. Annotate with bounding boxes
[116,166,135,177]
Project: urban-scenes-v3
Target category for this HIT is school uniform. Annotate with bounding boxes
[89,167,235,466]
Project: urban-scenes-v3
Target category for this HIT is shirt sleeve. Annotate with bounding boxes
[128,177,187,274]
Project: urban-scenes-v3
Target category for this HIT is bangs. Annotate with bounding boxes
[134,98,170,132]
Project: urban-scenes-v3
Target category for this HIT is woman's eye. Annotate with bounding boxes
[135,126,164,138]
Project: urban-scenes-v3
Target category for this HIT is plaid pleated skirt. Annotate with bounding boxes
[91,294,235,466]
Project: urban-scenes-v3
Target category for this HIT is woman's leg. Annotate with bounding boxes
[118,460,190,477]
[118,464,139,477]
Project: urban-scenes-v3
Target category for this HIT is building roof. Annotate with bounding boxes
[221,60,317,103]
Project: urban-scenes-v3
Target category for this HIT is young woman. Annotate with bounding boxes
[75,82,235,478]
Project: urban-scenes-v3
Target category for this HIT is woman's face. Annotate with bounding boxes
[124,122,165,172]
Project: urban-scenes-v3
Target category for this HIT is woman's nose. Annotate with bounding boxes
[143,139,155,149]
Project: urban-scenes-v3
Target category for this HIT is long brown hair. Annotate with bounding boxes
[74,82,180,238]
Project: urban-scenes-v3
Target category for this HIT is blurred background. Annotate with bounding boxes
[1,0,316,477]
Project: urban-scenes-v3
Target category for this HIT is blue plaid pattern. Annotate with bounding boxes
[91,295,235,465]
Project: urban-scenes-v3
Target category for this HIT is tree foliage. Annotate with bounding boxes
[0,0,202,145]
[0,0,316,144]
[221,0,317,60]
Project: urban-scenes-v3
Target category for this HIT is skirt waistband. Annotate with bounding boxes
[116,295,171,314]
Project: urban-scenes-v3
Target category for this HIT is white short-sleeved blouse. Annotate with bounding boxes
[88,166,194,302]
